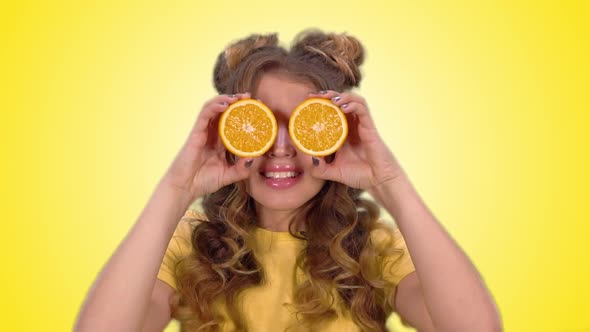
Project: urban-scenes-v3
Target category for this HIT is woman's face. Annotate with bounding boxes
[245,72,326,220]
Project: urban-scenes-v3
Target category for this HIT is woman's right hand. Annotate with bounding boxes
[161,93,255,201]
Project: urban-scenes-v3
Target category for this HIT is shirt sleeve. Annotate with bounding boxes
[370,223,416,314]
[156,209,199,291]
[380,227,416,286]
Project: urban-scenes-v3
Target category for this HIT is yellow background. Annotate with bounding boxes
[1,1,588,331]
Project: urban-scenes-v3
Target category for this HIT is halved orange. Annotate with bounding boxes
[218,99,277,158]
[289,98,348,157]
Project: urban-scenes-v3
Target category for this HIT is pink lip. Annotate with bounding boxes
[263,175,301,189]
[259,164,303,189]
[260,164,301,173]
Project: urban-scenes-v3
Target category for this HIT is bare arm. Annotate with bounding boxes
[74,93,253,332]
[74,179,192,332]
[305,90,502,331]
[370,174,502,332]
[140,280,176,332]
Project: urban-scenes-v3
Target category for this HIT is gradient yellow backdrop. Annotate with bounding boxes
[1,1,588,331]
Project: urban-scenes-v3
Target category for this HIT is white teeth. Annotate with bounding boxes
[264,171,298,179]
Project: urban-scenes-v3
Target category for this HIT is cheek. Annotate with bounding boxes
[245,176,255,196]
[309,178,327,194]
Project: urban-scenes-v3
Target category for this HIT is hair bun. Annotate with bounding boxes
[214,33,278,93]
[225,34,279,70]
[291,30,365,88]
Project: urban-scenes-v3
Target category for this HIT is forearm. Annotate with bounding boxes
[74,178,193,332]
[370,174,501,331]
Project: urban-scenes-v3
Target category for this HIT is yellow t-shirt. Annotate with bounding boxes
[157,210,416,331]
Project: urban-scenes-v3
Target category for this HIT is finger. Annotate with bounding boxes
[309,156,343,183]
[307,91,368,126]
[345,110,361,145]
[202,94,240,110]
[307,91,370,124]
[329,93,366,108]
[193,95,240,134]
[197,92,252,133]
[308,90,340,99]
[223,157,256,185]
[234,92,252,100]
[337,101,377,132]
[188,96,236,150]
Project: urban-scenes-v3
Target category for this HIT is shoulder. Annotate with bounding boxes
[167,209,207,256]
[157,209,207,290]
[369,220,408,255]
[368,220,416,286]
[179,208,206,229]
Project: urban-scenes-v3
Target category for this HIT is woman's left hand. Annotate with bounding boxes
[307,90,406,191]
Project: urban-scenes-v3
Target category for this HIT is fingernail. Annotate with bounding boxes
[221,101,228,105]
[245,159,253,168]
[332,96,341,102]
[312,157,319,166]
[230,94,236,98]
[341,103,348,109]
[319,90,327,94]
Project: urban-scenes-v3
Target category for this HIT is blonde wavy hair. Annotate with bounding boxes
[171,30,405,331]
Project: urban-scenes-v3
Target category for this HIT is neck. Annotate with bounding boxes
[256,208,297,231]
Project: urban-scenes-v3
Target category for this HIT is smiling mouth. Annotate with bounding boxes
[262,171,301,179]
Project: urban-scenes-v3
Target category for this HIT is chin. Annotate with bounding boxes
[253,196,309,212]
[246,179,325,216]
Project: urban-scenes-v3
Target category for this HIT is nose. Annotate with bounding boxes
[267,122,296,158]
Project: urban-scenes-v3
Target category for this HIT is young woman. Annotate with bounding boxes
[75,30,502,331]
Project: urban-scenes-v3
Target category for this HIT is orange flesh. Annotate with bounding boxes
[291,103,345,152]
[222,103,275,153]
